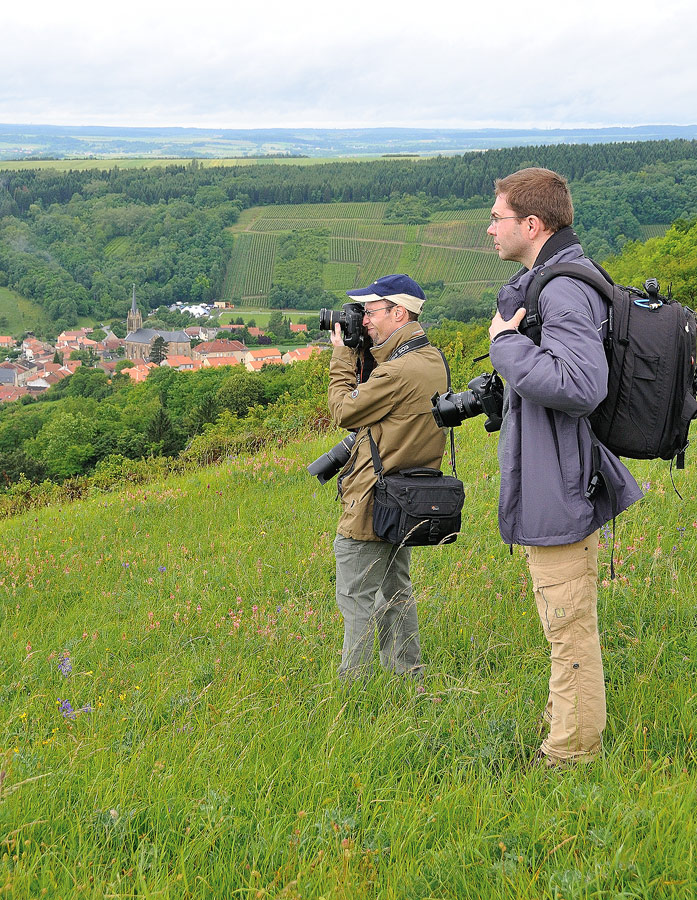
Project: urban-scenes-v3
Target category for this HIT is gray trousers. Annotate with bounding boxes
[333,534,423,679]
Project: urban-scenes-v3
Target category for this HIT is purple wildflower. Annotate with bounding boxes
[58,699,76,719]
[158,566,166,573]
[57,654,72,677]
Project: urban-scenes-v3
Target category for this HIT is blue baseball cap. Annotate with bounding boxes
[346,274,426,314]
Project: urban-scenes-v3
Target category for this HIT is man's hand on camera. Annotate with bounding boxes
[489,307,526,341]
[330,323,345,348]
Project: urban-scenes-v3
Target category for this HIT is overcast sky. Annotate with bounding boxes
[3,0,695,129]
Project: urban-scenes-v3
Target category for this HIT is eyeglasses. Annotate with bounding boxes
[363,305,394,318]
[489,214,525,227]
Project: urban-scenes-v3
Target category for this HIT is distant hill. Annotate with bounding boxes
[2,123,697,160]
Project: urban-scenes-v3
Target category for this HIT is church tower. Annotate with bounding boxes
[126,284,143,334]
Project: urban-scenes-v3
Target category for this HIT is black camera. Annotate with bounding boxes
[431,372,504,432]
[307,432,357,484]
[318,302,369,351]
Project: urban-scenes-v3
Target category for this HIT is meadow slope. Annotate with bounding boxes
[1,423,696,899]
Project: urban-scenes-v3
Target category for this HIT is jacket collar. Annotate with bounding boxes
[503,226,582,288]
[532,225,582,269]
[369,321,425,365]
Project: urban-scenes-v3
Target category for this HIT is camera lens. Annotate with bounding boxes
[454,391,482,419]
[307,433,357,484]
[431,390,482,428]
[318,308,342,332]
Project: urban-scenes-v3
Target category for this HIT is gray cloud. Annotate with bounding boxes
[2,0,695,128]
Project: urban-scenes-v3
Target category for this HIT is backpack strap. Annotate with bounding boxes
[522,261,615,347]
[585,432,619,579]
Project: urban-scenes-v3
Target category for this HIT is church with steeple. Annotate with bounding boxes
[126,284,143,334]
[124,284,191,361]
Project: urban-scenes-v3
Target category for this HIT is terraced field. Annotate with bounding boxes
[224,203,518,305]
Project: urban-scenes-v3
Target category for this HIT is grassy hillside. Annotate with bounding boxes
[224,204,519,307]
[0,287,52,339]
[2,419,696,898]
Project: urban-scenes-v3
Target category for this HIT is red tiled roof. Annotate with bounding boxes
[247,348,282,360]
[202,356,241,368]
[0,385,27,403]
[195,339,246,354]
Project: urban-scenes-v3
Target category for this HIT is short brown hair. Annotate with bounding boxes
[385,299,419,322]
[494,168,573,233]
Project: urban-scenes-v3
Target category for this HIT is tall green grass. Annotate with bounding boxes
[1,422,696,898]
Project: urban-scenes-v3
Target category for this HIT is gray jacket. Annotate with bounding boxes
[489,230,643,546]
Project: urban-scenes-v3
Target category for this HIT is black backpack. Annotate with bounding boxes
[522,261,697,467]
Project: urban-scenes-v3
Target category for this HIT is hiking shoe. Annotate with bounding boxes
[529,749,599,770]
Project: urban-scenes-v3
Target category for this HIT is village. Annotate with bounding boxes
[0,291,322,404]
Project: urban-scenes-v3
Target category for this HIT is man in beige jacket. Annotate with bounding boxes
[328,274,448,679]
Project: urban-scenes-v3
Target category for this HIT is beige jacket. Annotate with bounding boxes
[328,322,448,541]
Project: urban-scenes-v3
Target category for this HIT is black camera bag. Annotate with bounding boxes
[371,452,464,546]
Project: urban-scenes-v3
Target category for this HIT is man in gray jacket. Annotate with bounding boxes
[487,168,643,767]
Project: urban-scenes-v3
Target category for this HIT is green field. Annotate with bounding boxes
[1,416,697,898]
[0,287,51,339]
[0,157,397,173]
[224,204,518,306]
[217,307,319,327]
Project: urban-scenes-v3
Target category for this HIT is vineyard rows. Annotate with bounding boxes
[357,242,403,286]
[243,233,277,296]
[222,232,277,300]
[104,236,132,258]
[224,204,515,303]
[251,218,334,232]
[421,221,491,250]
[252,202,387,221]
[638,224,670,240]
[329,238,360,263]
[251,218,492,247]
[411,247,518,285]
[222,233,252,299]
[323,262,360,291]
[430,209,490,222]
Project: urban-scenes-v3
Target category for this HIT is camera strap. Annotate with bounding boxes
[376,334,458,478]
[387,333,430,360]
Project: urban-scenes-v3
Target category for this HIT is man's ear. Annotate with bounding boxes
[526,215,545,240]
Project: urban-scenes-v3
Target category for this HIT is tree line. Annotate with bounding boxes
[0,359,321,485]
[1,140,697,334]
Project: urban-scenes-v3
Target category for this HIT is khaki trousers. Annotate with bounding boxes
[334,534,423,680]
[526,531,605,762]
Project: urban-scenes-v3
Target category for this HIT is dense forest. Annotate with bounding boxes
[2,140,697,332]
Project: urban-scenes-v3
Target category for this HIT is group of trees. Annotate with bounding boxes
[2,139,697,335]
[0,185,237,336]
[604,216,697,303]
[0,358,322,484]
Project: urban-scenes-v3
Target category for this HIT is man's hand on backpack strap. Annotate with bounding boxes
[489,307,526,342]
